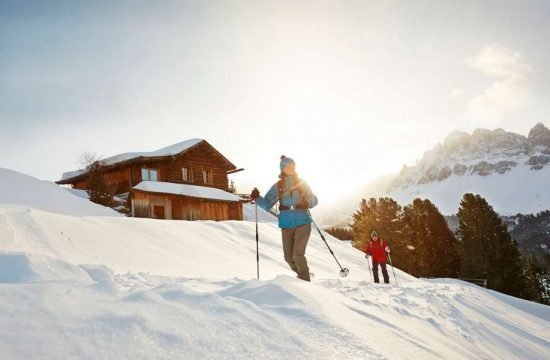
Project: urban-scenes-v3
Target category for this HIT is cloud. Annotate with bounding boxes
[447,87,464,100]
[467,44,532,125]
[468,44,531,79]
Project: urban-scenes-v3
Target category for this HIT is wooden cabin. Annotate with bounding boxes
[131,182,243,220]
[57,139,244,221]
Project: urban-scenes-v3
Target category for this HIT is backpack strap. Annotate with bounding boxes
[277,178,284,202]
[277,176,306,203]
[365,240,372,253]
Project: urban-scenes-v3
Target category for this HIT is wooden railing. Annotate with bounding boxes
[458,278,488,288]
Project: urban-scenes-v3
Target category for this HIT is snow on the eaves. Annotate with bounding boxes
[133,181,243,202]
[60,138,204,180]
[60,169,87,180]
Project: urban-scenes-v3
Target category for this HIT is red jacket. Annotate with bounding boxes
[365,239,390,263]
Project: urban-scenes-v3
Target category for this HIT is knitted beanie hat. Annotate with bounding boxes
[280,155,295,172]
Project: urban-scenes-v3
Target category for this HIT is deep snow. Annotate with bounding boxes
[0,167,120,217]
[1,169,549,359]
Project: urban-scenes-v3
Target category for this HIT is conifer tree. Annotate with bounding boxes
[351,197,402,254]
[457,193,536,299]
[535,270,550,304]
[401,198,460,277]
[325,227,354,240]
[520,257,542,302]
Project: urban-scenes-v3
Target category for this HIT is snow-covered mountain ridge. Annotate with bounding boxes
[385,123,550,215]
[389,123,550,191]
[316,124,550,226]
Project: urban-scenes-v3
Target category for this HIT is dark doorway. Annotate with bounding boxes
[153,205,165,219]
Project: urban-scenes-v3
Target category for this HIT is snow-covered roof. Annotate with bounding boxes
[102,138,204,166]
[133,181,243,202]
[60,139,206,181]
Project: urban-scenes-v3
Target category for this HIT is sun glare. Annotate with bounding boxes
[290,150,347,206]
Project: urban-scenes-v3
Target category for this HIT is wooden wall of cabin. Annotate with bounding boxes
[170,196,242,221]
[132,190,243,221]
[104,168,132,195]
[132,191,150,218]
[165,142,232,190]
[71,168,133,195]
[127,158,229,191]
[68,141,235,194]
[71,156,230,195]
[125,143,231,191]
[74,181,87,190]
[132,191,173,219]
[228,202,243,220]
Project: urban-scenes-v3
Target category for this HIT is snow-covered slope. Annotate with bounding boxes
[387,123,550,215]
[0,167,120,217]
[391,165,550,215]
[1,255,548,359]
[1,168,549,359]
[0,207,374,279]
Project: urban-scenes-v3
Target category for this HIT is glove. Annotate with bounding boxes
[250,187,260,201]
[385,246,391,253]
[296,201,309,209]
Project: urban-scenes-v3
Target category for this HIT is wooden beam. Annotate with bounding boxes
[226,168,245,175]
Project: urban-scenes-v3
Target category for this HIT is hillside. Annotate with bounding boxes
[0,169,549,359]
[0,167,120,217]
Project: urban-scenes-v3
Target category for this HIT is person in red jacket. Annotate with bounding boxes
[365,230,391,284]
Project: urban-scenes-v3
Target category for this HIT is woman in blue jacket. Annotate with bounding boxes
[251,156,318,281]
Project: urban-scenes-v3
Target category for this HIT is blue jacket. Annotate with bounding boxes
[257,175,318,229]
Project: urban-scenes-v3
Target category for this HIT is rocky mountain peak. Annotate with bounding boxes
[442,130,470,151]
[387,123,549,192]
[528,123,550,146]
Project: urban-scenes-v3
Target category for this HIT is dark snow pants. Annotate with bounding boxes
[372,260,390,284]
[282,223,311,281]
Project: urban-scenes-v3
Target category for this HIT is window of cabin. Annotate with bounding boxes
[182,167,193,182]
[141,168,158,182]
[202,170,213,184]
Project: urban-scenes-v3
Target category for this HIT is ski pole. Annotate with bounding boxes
[365,254,373,283]
[255,201,259,280]
[387,253,398,286]
[308,211,349,277]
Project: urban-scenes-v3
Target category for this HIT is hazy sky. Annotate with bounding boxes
[1,0,549,205]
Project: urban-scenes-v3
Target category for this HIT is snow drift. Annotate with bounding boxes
[0,168,549,359]
[0,252,92,284]
[0,248,548,359]
[0,167,120,217]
